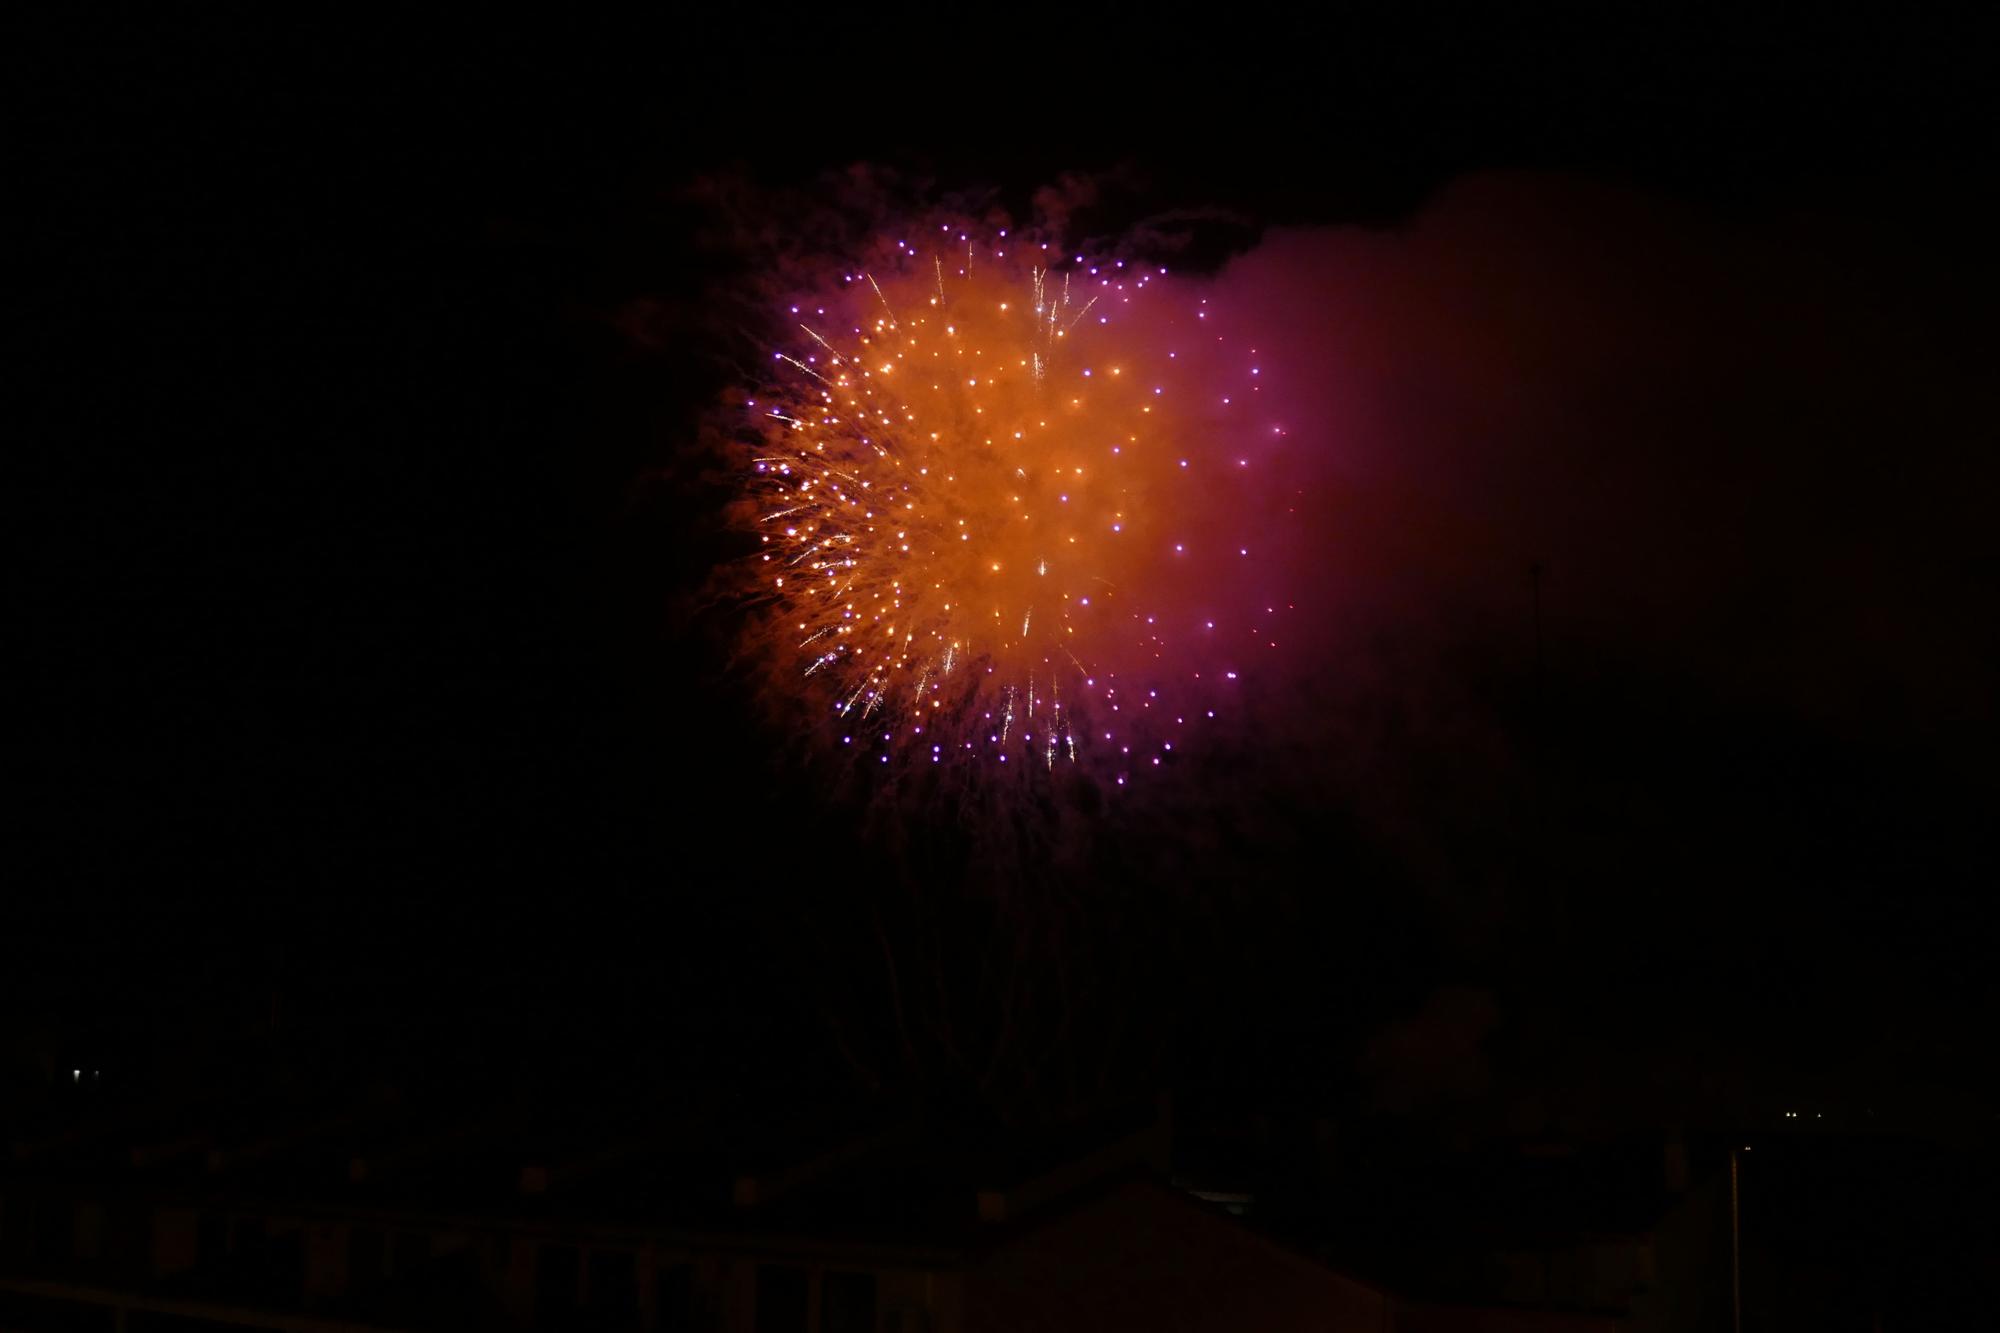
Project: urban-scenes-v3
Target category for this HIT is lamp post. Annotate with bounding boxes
[1731,1145,1745,1333]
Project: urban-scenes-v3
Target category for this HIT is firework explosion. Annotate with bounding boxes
[729,219,1302,793]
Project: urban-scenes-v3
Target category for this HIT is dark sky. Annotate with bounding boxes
[15,14,1995,1129]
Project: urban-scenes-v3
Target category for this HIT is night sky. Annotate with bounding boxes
[15,13,1995,1140]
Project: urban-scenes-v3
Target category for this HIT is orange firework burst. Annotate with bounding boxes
[729,220,1299,791]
